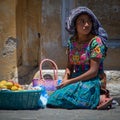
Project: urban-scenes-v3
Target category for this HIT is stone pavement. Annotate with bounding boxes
[0,70,120,120]
[0,106,120,120]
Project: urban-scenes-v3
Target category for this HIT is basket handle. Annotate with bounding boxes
[39,59,58,81]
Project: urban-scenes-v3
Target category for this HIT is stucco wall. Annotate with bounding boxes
[0,0,17,80]
[41,0,120,69]
[41,0,67,68]
[0,0,119,83]
[16,0,41,67]
[76,0,120,70]
[76,0,120,39]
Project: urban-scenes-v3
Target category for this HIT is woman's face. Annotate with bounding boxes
[75,14,92,35]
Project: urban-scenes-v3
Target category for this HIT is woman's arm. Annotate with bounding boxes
[70,58,100,82]
[62,48,74,81]
[62,61,73,81]
[57,58,100,88]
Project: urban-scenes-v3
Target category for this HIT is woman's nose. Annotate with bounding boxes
[84,22,89,26]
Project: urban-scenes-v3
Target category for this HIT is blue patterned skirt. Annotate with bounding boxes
[47,72,100,109]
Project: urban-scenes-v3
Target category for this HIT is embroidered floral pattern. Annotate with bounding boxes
[90,37,106,60]
[68,36,106,72]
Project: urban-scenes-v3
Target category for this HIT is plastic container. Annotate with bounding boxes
[32,79,39,87]
[57,76,62,85]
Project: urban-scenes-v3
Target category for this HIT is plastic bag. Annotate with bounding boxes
[32,85,49,108]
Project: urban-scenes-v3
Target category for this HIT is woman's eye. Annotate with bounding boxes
[77,18,92,25]
[77,19,84,24]
[80,19,84,23]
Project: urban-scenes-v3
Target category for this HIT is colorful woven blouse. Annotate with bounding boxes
[68,36,107,74]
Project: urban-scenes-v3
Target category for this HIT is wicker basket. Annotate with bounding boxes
[0,89,42,110]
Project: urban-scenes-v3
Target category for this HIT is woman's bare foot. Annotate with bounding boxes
[97,95,113,110]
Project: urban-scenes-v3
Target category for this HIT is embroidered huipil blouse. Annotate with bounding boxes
[68,36,107,74]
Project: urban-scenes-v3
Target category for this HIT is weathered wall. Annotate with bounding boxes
[16,0,41,67]
[41,0,120,69]
[16,0,42,84]
[76,0,120,39]
[0,0,120,83]
[0,0,17,80]
[105,48,120,70]
[76,0,120,70]
[41,0,67,68]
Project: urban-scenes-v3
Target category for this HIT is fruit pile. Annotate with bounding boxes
[0,80,23,91]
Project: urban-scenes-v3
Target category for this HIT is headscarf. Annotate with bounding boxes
[65,6,108,44]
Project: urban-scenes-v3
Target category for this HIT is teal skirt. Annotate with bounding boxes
[47,73,100,109]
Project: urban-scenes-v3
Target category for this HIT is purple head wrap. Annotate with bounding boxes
[65,6,108,43]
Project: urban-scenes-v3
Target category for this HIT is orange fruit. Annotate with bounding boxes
[6,81,14,89]
[11,86,18,91]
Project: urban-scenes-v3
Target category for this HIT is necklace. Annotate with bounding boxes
[77,40,89,44]
[75,42,88,51]
[76,34,94,44]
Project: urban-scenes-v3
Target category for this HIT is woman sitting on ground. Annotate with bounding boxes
[47,6,113,110]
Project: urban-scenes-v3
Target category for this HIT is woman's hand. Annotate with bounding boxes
[56,80,70,89]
